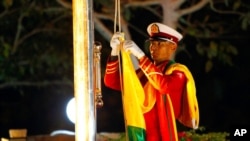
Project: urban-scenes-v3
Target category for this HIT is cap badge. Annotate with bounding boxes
[150,23,159,34]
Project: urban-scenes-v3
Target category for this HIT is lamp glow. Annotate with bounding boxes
[66,98,75,124]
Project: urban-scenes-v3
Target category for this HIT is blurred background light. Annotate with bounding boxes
[66,98,75,124]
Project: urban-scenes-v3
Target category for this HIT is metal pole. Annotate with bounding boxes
[72,0,95,140]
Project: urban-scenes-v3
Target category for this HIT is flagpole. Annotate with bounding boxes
[72,0,95,140]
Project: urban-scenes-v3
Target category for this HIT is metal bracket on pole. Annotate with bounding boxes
[94,41,103,108]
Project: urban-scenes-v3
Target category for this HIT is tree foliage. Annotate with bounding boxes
[0,0,73,88]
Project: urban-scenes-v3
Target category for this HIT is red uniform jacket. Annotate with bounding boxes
[104,56,188,141]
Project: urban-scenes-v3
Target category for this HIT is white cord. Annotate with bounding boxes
[114,0,128,140]
[114,0,121,33]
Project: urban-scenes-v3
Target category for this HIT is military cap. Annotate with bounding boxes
[147,22,183,44]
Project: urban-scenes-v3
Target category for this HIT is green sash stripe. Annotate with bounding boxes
[127,126,146,141]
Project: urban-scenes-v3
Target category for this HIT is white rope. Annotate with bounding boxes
[114,0,121,33]
[114,0,128,140]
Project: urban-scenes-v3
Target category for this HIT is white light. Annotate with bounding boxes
[66,98,75,124]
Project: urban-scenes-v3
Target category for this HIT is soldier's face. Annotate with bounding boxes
[149,40,176,64]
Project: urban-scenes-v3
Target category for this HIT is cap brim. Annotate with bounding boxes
[148,37,176,44]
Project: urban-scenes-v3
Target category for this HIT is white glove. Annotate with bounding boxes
[123,40,145,59]
[110,32,124,56]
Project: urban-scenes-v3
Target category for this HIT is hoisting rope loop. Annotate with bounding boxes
[113,0,129,140]
[113,0,124,93]
[114,0,121,33]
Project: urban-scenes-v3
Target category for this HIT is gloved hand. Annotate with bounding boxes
[110,32,124,56]
[123,40,145,59]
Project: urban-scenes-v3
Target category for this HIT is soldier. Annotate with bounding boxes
[104,22,198,141]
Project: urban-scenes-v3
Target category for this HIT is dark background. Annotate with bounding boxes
[1,0,250,138]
